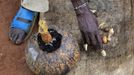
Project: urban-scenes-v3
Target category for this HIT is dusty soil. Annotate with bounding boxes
[0,0,33,75]
[0,0,134,75]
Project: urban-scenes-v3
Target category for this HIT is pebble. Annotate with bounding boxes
[107,28,114,42]
[109,28,114,34]
[102,36,108,44]
[84,44,88,51]
[101,50,107,57]
[90,9,97,14]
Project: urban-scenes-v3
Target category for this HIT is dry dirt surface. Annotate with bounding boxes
[0,0,34,75]
[0,0,134,75]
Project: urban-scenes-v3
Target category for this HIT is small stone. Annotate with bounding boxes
[107,35,112,42]
[90,9,97,14]
[101,50,106,57]
[84,44,88,51]
[102,36,108,44]
[107,28,114,42]
[99,22,106,29]
[109,28,114,35]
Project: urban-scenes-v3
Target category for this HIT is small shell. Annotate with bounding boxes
[90,9,97,14]
[109,28,114,34]
[107,37,111,42]
[102,36,108,44]
[101,50,106,57]
[107,28,114,42]
[107,35,111,42]
[99,22,106,29]
[84,44,88,51]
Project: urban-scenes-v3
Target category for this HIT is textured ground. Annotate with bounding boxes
[0,0,134,75]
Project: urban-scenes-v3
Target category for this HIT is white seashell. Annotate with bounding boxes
[84,44,88,51]
[101,50,107,57]
[107,35,112,42]
[99,22,105,29]
[109,28,114,34]
[107,38,111,42]
[90,9,97,14]
[107,28,114,42]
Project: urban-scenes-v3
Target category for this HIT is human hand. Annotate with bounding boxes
[75,6,103,50]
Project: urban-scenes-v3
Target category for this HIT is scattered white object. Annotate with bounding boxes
[107,35,112,42]
[84,44,88,51]
[99,22,105,28]
[90,9,97,14]
[109,28,114,34]
[108,28,114,42]
[101,50,106,57]
[103,36,108,44]
[28,47,39,61]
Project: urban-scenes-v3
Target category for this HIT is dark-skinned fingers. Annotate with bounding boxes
[88,33,97,47]
[95,32,103,49]
[81,31,87,44]
[84,32,91,44]
[90,11,99,27]
[16,33,26,44]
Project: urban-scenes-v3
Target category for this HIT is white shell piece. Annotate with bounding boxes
[101,50,107,57]
[84,44,88,51]
[90,9,97,14]
[109,28,114,34]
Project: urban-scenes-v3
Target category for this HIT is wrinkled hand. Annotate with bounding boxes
[75,6,102,50]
